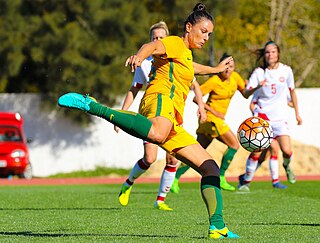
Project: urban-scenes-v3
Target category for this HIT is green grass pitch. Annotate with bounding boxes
[0,181,319,242]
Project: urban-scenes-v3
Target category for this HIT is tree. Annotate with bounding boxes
[268,0,320,87]
[0,0,319,124]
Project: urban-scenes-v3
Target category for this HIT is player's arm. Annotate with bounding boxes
[191,79,206,123]
[193,56,233,75]
[249,101,255,115]
[121,86,140,110]
[243,81,267,99]
[289,89,302,125]
[243,71,268,98]
[125,41,166,72]
[193,96,225,120]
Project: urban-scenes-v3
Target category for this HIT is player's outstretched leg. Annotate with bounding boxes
[58,93,152,141]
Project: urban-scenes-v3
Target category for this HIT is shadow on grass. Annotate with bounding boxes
[251,222,320,227]
[0,207,120,211]
[0,231,206,239]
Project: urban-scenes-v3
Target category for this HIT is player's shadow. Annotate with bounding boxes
[0,231,205,239]
[251,222,320,227]
[132,191,155,195]
[0,207,120,211]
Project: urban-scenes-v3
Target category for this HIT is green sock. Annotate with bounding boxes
[201,176,224,229]
[175,164,190,179]
[283,154,292,167]
[220,147,237,176]
[88,102,152,141]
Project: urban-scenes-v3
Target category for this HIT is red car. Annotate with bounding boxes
[0,112,32,179]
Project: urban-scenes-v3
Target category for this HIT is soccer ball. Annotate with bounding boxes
[237,117,273,152]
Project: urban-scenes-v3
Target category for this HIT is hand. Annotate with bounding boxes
[114,125,120,133]
[217,56,233,73]
[198,107,207,124]
[125,55,143,72]
[296,114,302,125]
[259,79,268,87]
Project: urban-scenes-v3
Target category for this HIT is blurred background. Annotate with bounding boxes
[0,0,319,177]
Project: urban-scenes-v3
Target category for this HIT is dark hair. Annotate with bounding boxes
[255,40,280,69]
[219,52,232,62]
[184,3,214,32]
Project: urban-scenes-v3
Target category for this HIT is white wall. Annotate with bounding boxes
[0,89,319,177]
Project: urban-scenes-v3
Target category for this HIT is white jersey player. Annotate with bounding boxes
[130,55,153,89]
[248,63,294,122]
[248,62,295,137]
[239,41,302,191]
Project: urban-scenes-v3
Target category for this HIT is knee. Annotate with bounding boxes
[281,145,292,158]
[198,159,220,177]
[282,149,292,158]
[233,143,240,150]
[147,129,167,144]
[229,144,239,151]
[166,154,179,165]
[143,154,157,165]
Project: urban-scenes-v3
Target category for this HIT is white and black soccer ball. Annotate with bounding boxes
[237,116,273,152]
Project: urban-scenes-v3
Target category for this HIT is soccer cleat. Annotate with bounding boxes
[208,225,240,239]
[273,182,287,189]
[220,175,235,191]
[238,184,250,192]
[58,93,96,111]
[238,174,250,191]
[154,202,173,211]
[170,178,180,194]
[283,164,296,184]
[118,185,132,206]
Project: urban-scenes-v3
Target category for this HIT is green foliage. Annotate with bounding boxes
[0,0,319,123]
[0,181,319,241]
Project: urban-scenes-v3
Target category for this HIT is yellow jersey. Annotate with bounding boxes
[144,36,194,124]
[201,71,245,121]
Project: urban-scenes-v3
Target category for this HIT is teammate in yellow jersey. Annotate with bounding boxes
[171,53,247,192]
[58,3,239,239]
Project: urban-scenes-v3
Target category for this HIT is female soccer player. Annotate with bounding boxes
[238,41,302,191]
[58,3,239,238]
[116,20,206,211]
[115,21,178,211]
[171,53,247,193]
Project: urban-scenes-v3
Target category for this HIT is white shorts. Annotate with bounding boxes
[268,120,290,138]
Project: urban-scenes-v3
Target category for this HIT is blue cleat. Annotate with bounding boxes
[58,93,96,111]
[208,225,240,239]
[273,182,287,189]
